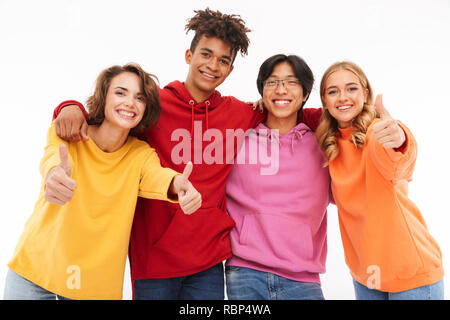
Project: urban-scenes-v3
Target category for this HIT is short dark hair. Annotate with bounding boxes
[185,8,251,63]
[256,54,314,108]
[86,63,161,136]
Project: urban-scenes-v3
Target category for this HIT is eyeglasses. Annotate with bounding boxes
[264,79,301,89]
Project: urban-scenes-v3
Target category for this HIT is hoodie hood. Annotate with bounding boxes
[164,80,223,110]
[255,121,312,154]
[164,80,224,135]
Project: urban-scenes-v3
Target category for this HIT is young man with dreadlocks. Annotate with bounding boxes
[51,8,321,299]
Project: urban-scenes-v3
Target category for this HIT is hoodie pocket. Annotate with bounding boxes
[239,213,314,262]
[151,206,236,264]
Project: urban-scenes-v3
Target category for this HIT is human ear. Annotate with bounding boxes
[185,49,192,64]
[225,65,234,77]
[303,92,310,102]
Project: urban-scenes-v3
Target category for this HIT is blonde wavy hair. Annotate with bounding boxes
[316,61,378,166]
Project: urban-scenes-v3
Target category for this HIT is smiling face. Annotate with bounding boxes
[184,35,234,102]
[103,72,147,131]
[263,61,307,129]
[322,69,368,128]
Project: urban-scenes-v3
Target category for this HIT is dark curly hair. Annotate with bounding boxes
[185,8,251,64]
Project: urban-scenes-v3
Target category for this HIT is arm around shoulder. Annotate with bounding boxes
[53,100,89,142]
[53,100,88,121]
[301,107,323,131]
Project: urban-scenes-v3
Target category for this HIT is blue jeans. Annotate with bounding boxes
[133,262,224,300]
[3,269,72,300]
[353,279,444,300]
[225,266,325,300]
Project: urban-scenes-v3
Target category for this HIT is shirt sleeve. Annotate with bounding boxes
[138,147,180,203]
[53,100,89,121]
[300,107,323,131]
[39,121,75,181]
[241,100,266,129]
[368,121,417,183]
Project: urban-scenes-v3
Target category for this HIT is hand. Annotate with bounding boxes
[247,99,264,113]
[372,94,406,149]
[171,162,202,215]
[55,105,89,142]
[44,143,77,205]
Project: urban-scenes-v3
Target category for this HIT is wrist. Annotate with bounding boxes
[393,126,407,152]
[168,175,181,199]
[53,100,89,121]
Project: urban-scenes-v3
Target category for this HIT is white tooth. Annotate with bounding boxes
[118,110,134,117]
[202,72,216,79]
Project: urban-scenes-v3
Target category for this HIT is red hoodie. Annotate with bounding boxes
[53,81,322,280]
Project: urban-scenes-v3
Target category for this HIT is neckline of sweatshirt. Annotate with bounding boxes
[164,81,222,136]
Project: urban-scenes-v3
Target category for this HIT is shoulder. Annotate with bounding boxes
[225,95,243,103]
[126,137,156,157]
[47,121,67,145]
[218,96,258,117]
[217,94,246,107]
[128,136,153,151]
[300,107,323,131]
[303,107,323,115]
[157,86,170,100]
[124,137,163,167]
[157,83,177,101]
[302,107,322,120]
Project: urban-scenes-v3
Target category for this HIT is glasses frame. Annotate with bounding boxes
[263,78,302,90]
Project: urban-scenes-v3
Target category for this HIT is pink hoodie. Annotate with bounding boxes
[226,122,332,284]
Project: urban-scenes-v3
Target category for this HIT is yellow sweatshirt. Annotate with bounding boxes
[8,122,179,299]
[330,120,443,292]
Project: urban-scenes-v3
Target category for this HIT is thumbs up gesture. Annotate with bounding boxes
[372,94,406,149]
[170,162,202,215]
[44,143,77,205]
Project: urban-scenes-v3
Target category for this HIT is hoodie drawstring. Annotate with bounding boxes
[266,126,310,153]
[291,127,310,153]
[205,100,210,132]
[189,99,210,138]
[189,100,195,138]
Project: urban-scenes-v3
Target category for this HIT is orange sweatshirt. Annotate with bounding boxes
[329,119,443,292]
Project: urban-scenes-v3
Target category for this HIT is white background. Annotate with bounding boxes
[0,0,449,300]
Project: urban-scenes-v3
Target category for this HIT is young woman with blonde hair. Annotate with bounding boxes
[316,61,444,300]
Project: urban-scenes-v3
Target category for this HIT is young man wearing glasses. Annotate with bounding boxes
[225,54,330,300]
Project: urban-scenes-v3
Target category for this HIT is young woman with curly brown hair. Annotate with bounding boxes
[4,63,201,300]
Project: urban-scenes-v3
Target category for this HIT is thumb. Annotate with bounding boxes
[182,161,193,180]
[59,143,71,176]
[375,94,391,120]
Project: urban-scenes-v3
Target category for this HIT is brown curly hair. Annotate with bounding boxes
[86,63,161,136]
[185,8,251,63]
